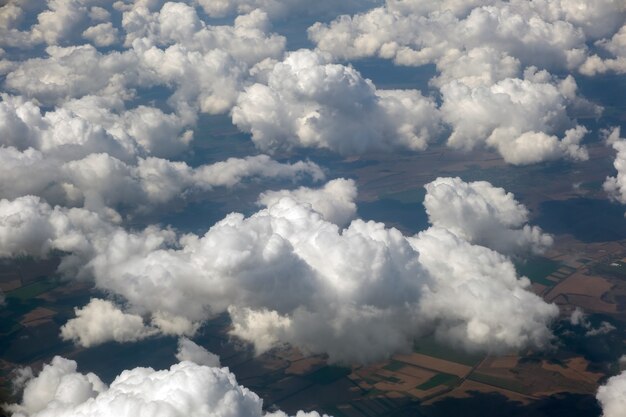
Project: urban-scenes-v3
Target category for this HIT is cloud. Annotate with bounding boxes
[0,196,57,258]
[408,226,557,351]
[0,2,39,49]
[0,178,557,362]
[194,0,378,19]
[29,0,111,46]
[0,178,556,363]
[570,307,616,337]
[176,337,221,367]
[0,1,570,368]
[0,147,323,219]
[232,49,442,155]
[579,22,626,75]
[5,356,322,417]
[4,3,286,116]
[0,0,118,48]
[0,94,324,216]
[63,153,324,214]
[309,0,625,70]
[0,194,164,265]
[121,4,285,115]
[423,177,553,254]
[4,47,142,107]
[597,370,626,417]
[60,298,157,347]
[5,357,106,417]
[439,69,593,165]
[0,94,195,160]
[604,128,626,204]
[82,22,119,47]
[305,0,611,164]
[257,178,357,227]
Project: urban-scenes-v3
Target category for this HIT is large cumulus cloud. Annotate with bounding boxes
[439,70,593,165]
[306,0,614,164]
[309,0,626,69]
[0,178,558,363]
[5,355,323,417]
[232,49,442,155]
[424,177,552,254]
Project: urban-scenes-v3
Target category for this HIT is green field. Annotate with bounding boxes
[305,366,351,385]
[515,257,561,286]
[383,360,406,372]
[6,278,61,301]
[417,373,459,390]
[593,260,626,278]
[413,337,484,366]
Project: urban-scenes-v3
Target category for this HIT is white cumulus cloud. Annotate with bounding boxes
[4,356,324,417]
[0,178,557,363]
[604,127,626,204]
[424,177,553,254]
[232,49,442,155]
[60,298,158,348]
[176,337,221,367]
[597,370,626,417]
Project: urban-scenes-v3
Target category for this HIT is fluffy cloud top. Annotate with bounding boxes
[238,46,597,164]
[604,128,626,204]
[4,3,286,116]
[0,94,192,159]
[305,0,613,164]
[0,93,324,218]
[309,0,626,70]
[176,337,221,367]
[5,356,321,417]
[597,370,626,417]
[0,178,558,363]
[581,23,626,75]
[440,70,593,165]
[60,298,157,347]
[232,50,442,155]
[0,147,323,218]
[424,177,552,254]
[0,0,117,48]
[257,178,357,227]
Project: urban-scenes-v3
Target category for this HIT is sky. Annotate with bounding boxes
[0,0,626,416]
